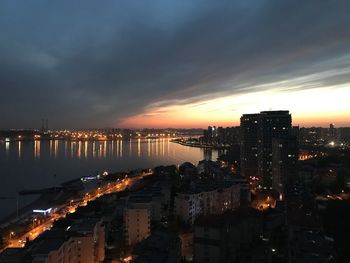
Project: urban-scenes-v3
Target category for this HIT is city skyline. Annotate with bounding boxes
[1,1,350,129]
[2,2,350,261]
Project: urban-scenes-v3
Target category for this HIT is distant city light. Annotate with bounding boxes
[33,208,52,215]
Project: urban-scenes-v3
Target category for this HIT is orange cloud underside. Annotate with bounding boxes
[120,86,350,128]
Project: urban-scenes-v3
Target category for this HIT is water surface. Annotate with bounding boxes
[0,139,217,219]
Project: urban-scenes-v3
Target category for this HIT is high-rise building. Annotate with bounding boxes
[257,111,292,188]
[240,114,260,177]
[329,123,336,141]
[240,111,294,188]
[272,136,298,196]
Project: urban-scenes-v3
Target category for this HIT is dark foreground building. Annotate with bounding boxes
[240,111,297,190]
[193,208,262,263]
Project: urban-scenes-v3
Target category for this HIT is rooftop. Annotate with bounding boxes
[0,248,28,263]
[195,208,262,227]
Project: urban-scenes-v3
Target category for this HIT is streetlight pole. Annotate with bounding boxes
[9,231,15,242]
[32,218,37,229]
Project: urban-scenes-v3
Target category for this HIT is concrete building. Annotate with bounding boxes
[178,232,194,261]
[257,111,292,188]
[272,137,298,196]
[240,111,293,188]
[151,181,171,210]
[132,231,181,263]
[289,228,336,263]
[30,218,105,263]
[193,208,262,263]
[175,183,240,225]
[0,248,29,263]
[240,114,260,177]
[124,207,151,247]
[128,192,162,222]
[69,218,105,263]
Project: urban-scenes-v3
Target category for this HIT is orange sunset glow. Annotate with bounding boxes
[120,84,350,128]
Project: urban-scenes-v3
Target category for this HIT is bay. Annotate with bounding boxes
[0,139,218,220]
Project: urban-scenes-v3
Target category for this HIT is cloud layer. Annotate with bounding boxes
[1,0,350,128]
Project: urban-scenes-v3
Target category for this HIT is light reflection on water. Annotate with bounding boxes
[0,139,218,220]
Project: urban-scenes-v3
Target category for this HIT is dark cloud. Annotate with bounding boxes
[1,0,350,128]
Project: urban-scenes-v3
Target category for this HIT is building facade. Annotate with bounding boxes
[257,111,292,188]
[272,137,298,196]
[193,209,262,263]
[240,111,294,188]
[240,114,260,177]
[31,219,105,263]
[175,184,240,225]
[124,208,151,246]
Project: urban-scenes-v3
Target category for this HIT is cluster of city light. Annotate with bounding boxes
[5,175,136,250]
[50,131,112,140]
[299,153,317,161]
[146,133,175,137]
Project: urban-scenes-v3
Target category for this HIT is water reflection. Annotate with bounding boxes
[34,140,40,158]
[3,138,219,162]
[103,141,107,159]
[0,139,218,221]
[84,141,88,159]
[5,141,9,155]
[18,141,21,159]
[92,141,96,158]
[129,140,132,157]
[138,139,141,158]
[49,140,52,157]
[64,141,68,158]
[54,140,58,158]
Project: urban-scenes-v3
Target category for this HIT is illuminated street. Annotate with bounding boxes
[4,172,152,250]
[1,1,350,262]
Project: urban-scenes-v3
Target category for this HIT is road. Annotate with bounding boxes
[5,172,152,249]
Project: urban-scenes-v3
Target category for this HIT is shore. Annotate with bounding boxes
[0,168,151,250]
[171,138,231,149]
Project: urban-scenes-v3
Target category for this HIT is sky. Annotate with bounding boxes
[0,0,350,129]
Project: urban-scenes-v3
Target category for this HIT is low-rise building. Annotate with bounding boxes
[69,218,105,263]
[0,248,29,263]
[132,231,181,263]
[124,207,150,247]
[30,218,105,263]
[178,231,193,261]
[289,228,336,263]
[129,193,162,222]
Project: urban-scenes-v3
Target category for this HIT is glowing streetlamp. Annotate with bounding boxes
[9,231,15,242]
[32,218,37,229]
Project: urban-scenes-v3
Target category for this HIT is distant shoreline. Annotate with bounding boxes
[171,139,231,150]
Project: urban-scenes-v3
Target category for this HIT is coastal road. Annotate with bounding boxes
[5,172,151,249]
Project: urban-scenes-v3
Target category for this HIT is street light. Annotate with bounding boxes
[32,218,37,229]
[9,231,15,242]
